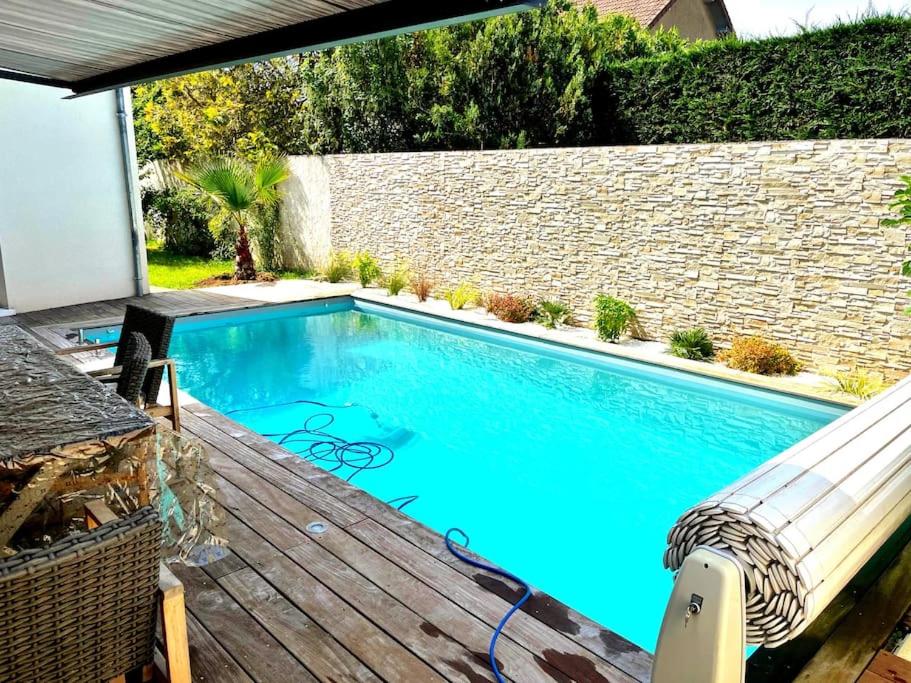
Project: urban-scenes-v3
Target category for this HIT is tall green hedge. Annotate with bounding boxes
[598,17,911,145]
[136,13,911,161]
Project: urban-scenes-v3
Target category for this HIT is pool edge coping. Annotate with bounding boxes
[351,289,859,410]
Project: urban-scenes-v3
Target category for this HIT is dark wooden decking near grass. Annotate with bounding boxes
[6,290,652,683]
[2,289,265,334]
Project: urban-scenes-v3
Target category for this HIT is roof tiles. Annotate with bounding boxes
[572,0,674,26]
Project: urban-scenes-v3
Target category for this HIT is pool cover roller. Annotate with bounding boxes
[664,375,911,646]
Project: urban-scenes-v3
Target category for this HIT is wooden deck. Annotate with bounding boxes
[7,290,652,683]
[2,288,266,332]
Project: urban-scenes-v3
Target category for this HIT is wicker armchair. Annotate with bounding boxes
[58,304,181,430]
[0,503,190,683]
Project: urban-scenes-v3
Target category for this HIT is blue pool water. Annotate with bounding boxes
[86,299,845,651]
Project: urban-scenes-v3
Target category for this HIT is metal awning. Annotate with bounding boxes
[0,0,541,96]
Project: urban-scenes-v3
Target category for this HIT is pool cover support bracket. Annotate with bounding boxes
[652,546,746,683]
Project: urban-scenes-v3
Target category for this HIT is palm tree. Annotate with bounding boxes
[179,156,289,280]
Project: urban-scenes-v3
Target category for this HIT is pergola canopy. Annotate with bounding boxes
[0,0,541,96]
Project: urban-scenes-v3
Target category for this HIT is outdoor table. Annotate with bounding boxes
[0,324,156,550]
[0,324,227,563]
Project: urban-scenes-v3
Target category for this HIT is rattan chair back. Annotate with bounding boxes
[116,331,152,405]
[114,304,175,403]
[0,507,161,682]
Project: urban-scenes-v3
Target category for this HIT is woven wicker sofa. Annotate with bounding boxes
[0,502,190,683]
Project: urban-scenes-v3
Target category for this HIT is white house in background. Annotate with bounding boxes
[0,80,148,314]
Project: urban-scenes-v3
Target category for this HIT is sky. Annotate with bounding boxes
[725,0,910,37]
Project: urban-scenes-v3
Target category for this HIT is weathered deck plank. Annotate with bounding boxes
[174,565,318,683]
[184,612,254,683]
[218,567,386,683]
[218,512,487,682]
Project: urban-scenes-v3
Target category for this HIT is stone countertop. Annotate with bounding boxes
[0,325,153,462]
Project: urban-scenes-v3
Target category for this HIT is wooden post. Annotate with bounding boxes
[147,358,181,432]
[158,562,191,683]
[166,360,181,433]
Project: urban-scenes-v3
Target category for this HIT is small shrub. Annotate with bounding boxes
[485,293,536,323]
[323,251,354,283]
[669,328,715,361]
[443,282,480,310]
[535,300,573,329]
[410,271,434,302]
[353,251,381,287]
[385,262,411,295]
[719,337,801,376]
[827,368,886,400]
[142,188,215,257]
[593,295,636,342]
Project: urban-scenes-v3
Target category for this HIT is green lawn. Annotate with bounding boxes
[146,242,314,290]
[146,242,233,289]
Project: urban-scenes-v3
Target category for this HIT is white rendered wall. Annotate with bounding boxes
[0,80,147,312]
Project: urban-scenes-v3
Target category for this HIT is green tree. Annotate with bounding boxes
[179,156,290,280]
[297,1,685,152]
[132,82,165,165]
[135,60,307,163]
[134,1,684,159]
[419,3,684,149]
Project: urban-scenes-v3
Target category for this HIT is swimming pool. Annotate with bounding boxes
[86,298,846,651]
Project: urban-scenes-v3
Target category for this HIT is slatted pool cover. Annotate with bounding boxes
[665,376,911,646]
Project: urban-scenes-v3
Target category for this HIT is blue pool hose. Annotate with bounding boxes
[444,528,532,683]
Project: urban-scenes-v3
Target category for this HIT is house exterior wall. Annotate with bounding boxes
[572,0,731,40]
[280,140,911,379]
[654,0,722,40]
[0,80,146,313]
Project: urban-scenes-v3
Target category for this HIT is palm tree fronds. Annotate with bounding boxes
[254,156,291,206]
[178,157,256,212]
[177,154,289,281]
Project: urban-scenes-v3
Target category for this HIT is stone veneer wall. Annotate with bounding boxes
[281,140,911,379]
